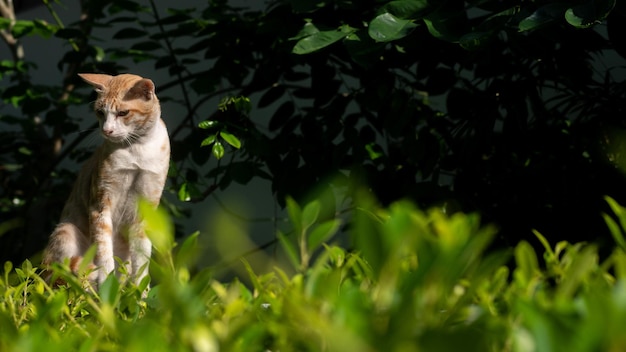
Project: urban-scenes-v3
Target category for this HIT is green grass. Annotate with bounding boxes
[3,196,626,351]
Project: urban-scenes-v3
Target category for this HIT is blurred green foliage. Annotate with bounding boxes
[2,0,626,265]
[3,196,626,351]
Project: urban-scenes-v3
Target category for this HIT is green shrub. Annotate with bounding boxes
[3,196,626,351]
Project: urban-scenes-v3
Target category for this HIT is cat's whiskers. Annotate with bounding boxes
[123,132,141,147]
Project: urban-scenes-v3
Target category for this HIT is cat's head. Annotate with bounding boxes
[78,73,161,144]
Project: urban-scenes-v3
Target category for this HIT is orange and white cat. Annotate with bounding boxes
[42,73,170,288]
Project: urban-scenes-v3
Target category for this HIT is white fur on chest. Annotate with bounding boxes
[107,119,169,175]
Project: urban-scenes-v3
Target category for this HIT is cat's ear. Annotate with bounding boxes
[78,73,112,93]
[124,79,156,101]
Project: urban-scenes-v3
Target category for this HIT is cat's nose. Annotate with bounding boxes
[103,129,114,136]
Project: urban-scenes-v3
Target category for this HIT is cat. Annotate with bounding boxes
[42,73,170,289]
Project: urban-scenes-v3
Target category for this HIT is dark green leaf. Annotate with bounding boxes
[518,3,569,32]
[368,12,418,42]
[302,200,321,231]
[345,30,385,69]
[565,0,616,28]
[293,25,356,54]
[423,3,468,42]
[113,27,147,39]
[459,30,495,50]
[286,196,303,233]
[383,0,438,19]
[308,219,342,252]
[11,21,34,38]
[278,231,300,269]
[288,0,325,13]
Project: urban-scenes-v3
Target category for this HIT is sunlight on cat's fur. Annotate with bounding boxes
[42,73,170,291]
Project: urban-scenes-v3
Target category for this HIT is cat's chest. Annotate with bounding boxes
[105,123,169,175]
[110,142,167,173]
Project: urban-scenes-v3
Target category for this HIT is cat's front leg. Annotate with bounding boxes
[130,229,152,285]
[90,206,116,287]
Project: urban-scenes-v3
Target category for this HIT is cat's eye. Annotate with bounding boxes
[95,109,105,118]
[117,110,129,117]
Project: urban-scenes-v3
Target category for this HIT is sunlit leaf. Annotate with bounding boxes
[198,120,218,129]
[200,134,216,147]
[514,240,540,287]
[99,274,120,305]
[220,131,241,149]
[212,140,225,159]
[139,199,173,254]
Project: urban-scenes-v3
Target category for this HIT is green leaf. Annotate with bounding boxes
[565,0,616,28]
[198,120,218,129]
[139,200,174,254]
[555,245,598,300]
[514,240,539,286]
[301,200,321,231]
[11,20,34,38]
[532,230,556,264]
[459,31,494,50]
[278,231,300,269]
[518,3,568,32]
[200,134,217,147]
[288,0,325,13]
[220,131,241,149]
[423,4,467,42]
[79,245,97,274]
[365,143,384,160]
[604,197,626,250]
[308,219,342,252]
[344,30,386,69]
[383,0,438,19]
[174,231,200,269]
[293,24,356,54]
[178,182,191,202]
[286,197,303,232]
[212,140,225,159]
[369,12,418,42]
[99,274,120,305]
[604,213,626,251]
